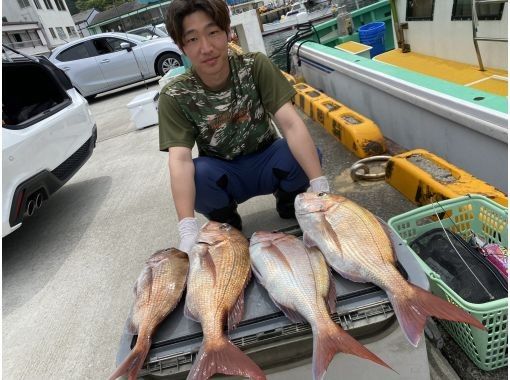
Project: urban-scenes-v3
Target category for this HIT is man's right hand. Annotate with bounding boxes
[178,217,199,253]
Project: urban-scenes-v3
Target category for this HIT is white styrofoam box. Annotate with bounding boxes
[126,90,160,130]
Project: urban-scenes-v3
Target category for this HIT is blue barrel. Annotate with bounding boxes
[358,22,386,58]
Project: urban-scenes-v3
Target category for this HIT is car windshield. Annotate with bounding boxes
[121,33,151,42]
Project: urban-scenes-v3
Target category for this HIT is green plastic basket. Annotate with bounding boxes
[388,194,508,371]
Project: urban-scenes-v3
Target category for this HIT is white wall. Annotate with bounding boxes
[36,3,79,45]
[2,0,79,47]
[395,0,508,70]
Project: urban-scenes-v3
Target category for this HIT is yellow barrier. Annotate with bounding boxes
[329,108,386,157]
[292,83,315,109]
[385,149,507,206]
[292,83,386,158]
[281,71,297,85]
[313,98,343,133]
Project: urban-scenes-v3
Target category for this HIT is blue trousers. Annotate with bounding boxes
[194,138,320,215]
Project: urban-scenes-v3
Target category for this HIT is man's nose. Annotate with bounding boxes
[198,36,213,53]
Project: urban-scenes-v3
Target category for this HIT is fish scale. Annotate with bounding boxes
[249,231,392,380]
[185,221,265,380]
[295,192,486,348]
[109,248,189,380]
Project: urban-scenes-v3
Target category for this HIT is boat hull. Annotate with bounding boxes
[295,44,508,192]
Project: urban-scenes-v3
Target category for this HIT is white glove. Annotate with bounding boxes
[309,176,330,193]
[178,217,198,253]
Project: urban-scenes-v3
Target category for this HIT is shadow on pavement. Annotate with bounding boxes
[2,176,112,316]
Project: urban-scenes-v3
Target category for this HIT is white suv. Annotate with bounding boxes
[2,49,97,237]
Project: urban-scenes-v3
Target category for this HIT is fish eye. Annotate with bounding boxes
[318,192,327,197]
[220,223,231,231]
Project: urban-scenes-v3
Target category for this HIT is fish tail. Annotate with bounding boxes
[187,336,266,380]
[390,283,486,347]
[312,322,393,380]
[108,335,151,380]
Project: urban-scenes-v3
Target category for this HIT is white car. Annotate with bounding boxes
[2,49,97,237]
[48,32,183,98]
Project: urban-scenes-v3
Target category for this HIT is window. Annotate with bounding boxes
[54,0,66,11]
[91,37,133,55]
[92,38,114,55]
[56,27,66,39]
[43,0,53,9]
[13,34,22,42]
[2,17,7,22]
[452,0,505,20]
[17,0,30,8]
[406,0,435,21]
[33,0,42,8]
[56,43,90,61]
[106,37,133,51]
[49,27,57,38]
[66,26,77,37]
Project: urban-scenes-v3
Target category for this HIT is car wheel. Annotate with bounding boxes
[157,53,183,76]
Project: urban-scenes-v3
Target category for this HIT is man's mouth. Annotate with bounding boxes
[202,57,218,65]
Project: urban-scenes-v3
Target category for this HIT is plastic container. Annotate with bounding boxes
[388,195,508,371]
[358,22,386,58]
[126,90,160,130]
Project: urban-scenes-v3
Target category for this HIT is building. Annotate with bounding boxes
[72,8,99,37]
[86,0,171,34]
[2,0,79,56]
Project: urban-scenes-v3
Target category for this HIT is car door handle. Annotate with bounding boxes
[62,67,71,71]
[100,59,110,63]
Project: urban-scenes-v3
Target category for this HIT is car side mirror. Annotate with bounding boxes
[120,42,132,51]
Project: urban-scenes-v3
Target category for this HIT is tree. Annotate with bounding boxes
[65,0,80,14]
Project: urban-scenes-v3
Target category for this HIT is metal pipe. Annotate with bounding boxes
[474,37,508,42]
[35,192,43,209]
[475,0,507,4]
[472,0,485,71]
[26,199,35,216]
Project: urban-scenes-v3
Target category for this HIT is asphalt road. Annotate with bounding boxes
[3,79,500,379]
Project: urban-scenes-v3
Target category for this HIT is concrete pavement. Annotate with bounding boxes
[2,79,493,379]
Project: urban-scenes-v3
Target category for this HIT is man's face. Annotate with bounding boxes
[181,10,229,82]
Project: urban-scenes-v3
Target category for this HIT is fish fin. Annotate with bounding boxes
[184,296,200,322]
[126,266,153,334]
[187,337,266,380]
[326,270,337,314]
[250,262,264,283]
[303,232,317,248]
[228,289,245,331]
[108,333,151,380]
[390,283,486,347]
[125,306,139,335]
[313,321,393,380]
[272,297,306,324]
[199,249,217,287]
[251,267,305,323]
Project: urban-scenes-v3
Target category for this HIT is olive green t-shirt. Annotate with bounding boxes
[158,51,296,160]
